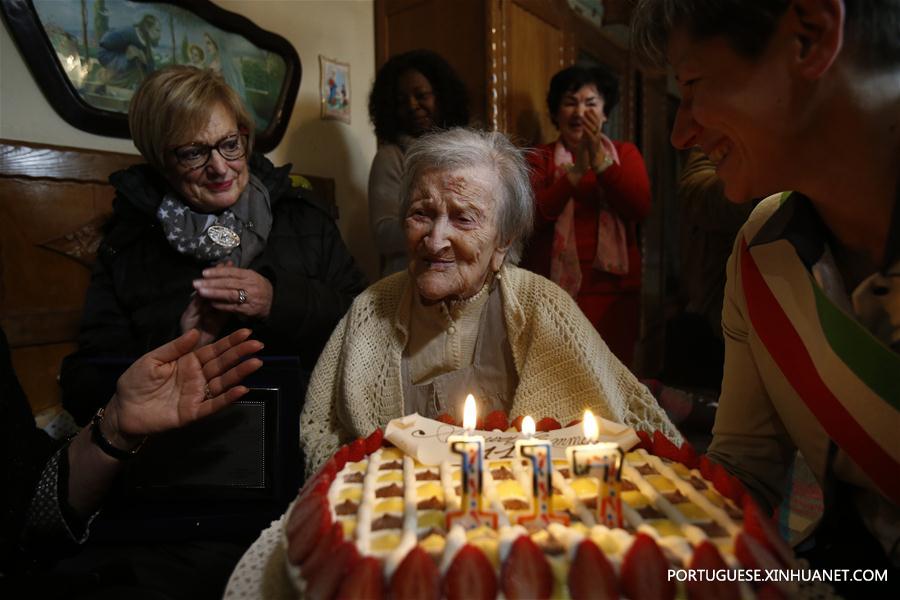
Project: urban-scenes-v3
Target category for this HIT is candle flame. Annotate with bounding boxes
[463,394,477,430]
[583,410,599,441]
[522,415,536,436]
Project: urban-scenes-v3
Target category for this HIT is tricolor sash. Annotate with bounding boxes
[740,208,900,506]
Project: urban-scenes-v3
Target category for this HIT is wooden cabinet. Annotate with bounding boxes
[374,0,680,375]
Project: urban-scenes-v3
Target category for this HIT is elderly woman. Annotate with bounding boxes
[522,65,651,367]
[368,49,470,277]
[301,128,678,472]
[61,66,367,424]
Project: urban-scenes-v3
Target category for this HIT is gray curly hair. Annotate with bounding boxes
[399,128,534,265]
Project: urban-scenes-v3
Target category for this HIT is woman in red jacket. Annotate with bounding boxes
[522,65,651,367]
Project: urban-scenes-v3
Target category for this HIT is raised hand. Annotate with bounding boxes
[192,261,274,320]
[581,110,619,172]
[102,328,264,448]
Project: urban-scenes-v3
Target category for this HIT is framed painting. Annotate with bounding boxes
[0,0,301,152]
[319,55,350,124]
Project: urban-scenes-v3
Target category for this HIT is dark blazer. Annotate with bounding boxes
[60,154,367,424]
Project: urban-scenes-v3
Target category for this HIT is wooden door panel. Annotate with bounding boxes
[378,0,487,128]
[505,1,566,146]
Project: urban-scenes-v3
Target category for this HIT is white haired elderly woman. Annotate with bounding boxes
[301,128,679,472]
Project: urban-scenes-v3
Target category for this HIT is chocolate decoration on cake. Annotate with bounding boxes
[620,479,638,491]
[372,514,403,531]
[417,497,445,510]
[663,490,688,504]
[697,521,729,538]
[637,505,664,519]
[281,420,815,600]
[723,501,743,520]
[375,483,404,498]
[334,499,359,515]
[502,498,530,511]
[491,466,515,480]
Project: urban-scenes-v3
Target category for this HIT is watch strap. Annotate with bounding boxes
[90,407,145,460]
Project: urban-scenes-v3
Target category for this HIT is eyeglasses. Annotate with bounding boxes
[170,133,248,170]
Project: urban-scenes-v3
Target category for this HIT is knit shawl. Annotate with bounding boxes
[300,264,681,473]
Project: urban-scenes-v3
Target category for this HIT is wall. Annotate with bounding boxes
[0,0,379,279]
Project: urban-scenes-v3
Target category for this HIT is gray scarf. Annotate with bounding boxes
[157,174,273,267]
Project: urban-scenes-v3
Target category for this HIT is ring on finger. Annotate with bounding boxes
[237,288,247,305]
[204,384,213,400]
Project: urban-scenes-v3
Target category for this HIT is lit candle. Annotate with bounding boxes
[565,410,625,528]
[515,416,569,527]
[446,395,497,530]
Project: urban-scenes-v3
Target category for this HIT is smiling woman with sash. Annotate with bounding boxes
[633,0,900,586]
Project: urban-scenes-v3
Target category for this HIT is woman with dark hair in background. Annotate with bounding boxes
[522,64,651,368]
[367,49,470,277]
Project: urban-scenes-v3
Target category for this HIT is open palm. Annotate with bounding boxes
[111,328,264,438]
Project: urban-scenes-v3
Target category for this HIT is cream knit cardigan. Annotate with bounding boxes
[300,265,681,473]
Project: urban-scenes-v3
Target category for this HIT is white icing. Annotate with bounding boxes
[547,521,581,556]
[383,456,419,579]
[482,459,510,529]
[510,454,531,501]
[620,500,644,530]
[439,525,468,576]
[622,463,687,526]
[402,456,418,536]
[553,467,595,526]
[643,452,740,537]
[497,525,528,564]
[355,450,382,555]
[441,460,460,511]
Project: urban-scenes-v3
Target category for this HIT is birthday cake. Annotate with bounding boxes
[283,413,801,599]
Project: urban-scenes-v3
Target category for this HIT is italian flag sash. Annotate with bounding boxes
[740,234,900,506]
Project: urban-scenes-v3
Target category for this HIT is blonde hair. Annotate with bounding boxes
[128,65,254,171]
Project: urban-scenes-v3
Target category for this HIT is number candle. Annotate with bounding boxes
[514,416,569,527]
[565,410,625,528]
[446,394,497,530]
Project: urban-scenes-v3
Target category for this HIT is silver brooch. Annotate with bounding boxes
[207,225,241,249]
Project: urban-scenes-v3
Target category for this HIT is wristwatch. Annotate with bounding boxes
[90,407,146,460]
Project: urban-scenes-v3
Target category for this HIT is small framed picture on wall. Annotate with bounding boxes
[319,55,350,123]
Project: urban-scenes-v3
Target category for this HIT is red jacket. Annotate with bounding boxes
[522,140,651,297]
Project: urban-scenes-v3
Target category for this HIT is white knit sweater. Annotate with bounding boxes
[300,265,681,473]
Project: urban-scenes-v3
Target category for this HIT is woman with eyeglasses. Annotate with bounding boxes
[60,66,367,426]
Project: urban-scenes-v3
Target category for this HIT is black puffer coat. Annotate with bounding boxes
[61,154,367,424]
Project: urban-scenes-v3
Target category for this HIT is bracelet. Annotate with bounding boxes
[90,407,146,460]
